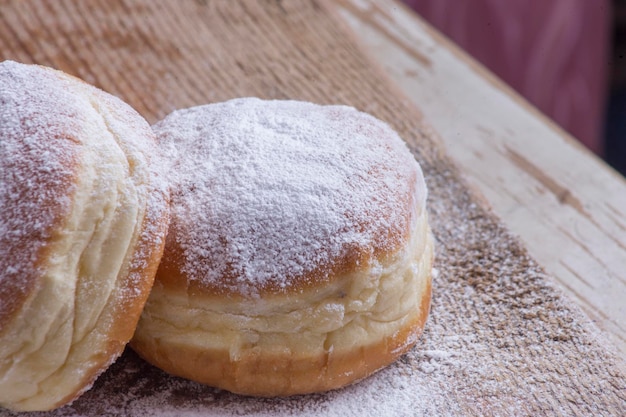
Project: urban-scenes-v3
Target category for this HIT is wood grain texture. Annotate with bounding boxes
[0,0,624,416]
[336,0,626,357]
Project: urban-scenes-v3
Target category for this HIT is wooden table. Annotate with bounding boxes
[337,0,626,357]
[0,1,624,415]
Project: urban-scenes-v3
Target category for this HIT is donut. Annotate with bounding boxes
[131,98,433,396]
[0,61,169,411]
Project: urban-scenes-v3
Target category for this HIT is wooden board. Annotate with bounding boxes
[336,0,626,357]
[0,1,624,415]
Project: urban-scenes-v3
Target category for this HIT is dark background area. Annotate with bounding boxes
[606,0,626,177]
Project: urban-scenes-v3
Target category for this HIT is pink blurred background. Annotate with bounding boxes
[403,0,614,159]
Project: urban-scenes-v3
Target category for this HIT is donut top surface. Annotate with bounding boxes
[0,60,163,329]
[154,98,427,296]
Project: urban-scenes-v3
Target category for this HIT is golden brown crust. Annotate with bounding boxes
[132,273,431,397]
[133,217,433,397]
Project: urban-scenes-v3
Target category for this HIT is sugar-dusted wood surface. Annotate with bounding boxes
[336,0,626,358]
[0,1,624,416]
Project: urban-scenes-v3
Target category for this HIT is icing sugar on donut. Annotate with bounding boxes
[0,62,82,324]
[154,98,427,295]
[0,60,169,411]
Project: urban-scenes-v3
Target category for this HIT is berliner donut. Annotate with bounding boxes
[131,98,433,396]
[0,61,169,411]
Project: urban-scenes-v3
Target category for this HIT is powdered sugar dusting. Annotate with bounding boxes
[14,203,619,416]
[0,61,169,325]
[0,61,170,410]
[1,347,462,417]
[0,61,82,325]
[154,98,426,295]
[1,81,622,417]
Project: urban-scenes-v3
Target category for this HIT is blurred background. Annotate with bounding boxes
[403,0,626,178]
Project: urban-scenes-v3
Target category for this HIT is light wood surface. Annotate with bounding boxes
[336,0,626,357]
[0,1,624,415]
